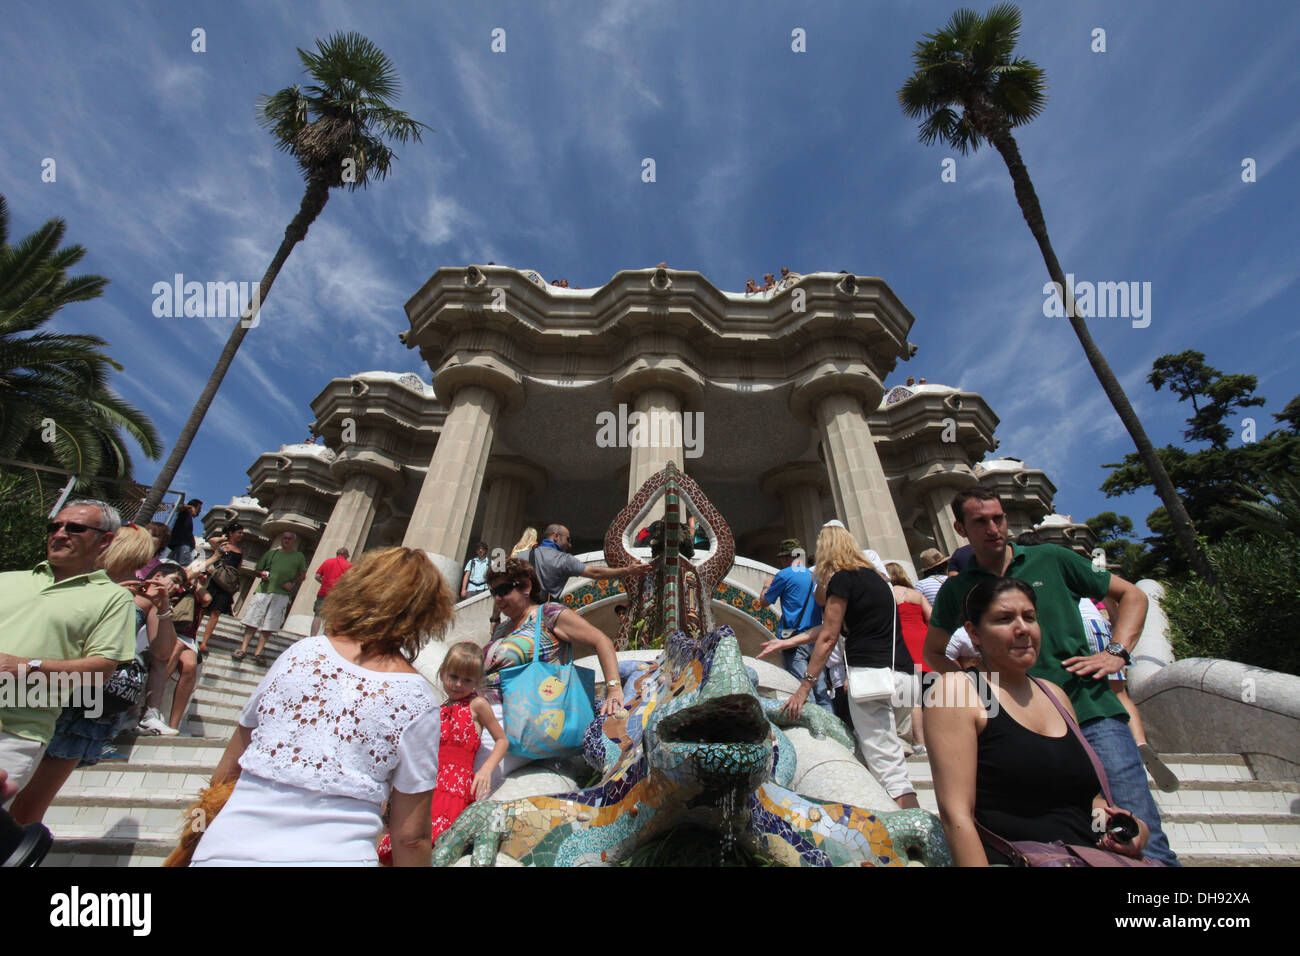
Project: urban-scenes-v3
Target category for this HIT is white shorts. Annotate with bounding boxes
[242,592,291,632]
[0,731,47,806]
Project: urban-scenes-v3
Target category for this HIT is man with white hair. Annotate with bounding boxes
[0,500,135,799]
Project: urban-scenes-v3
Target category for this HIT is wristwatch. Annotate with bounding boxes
[1104,641,1131,664]
[26,659,42,672]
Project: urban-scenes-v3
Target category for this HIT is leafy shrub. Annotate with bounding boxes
[1161,536,1300,676]
[0,469,52,573]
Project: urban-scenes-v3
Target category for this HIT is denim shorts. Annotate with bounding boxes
[44,706,132,767]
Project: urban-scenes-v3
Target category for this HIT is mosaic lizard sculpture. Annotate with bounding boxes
[433,464,950,866]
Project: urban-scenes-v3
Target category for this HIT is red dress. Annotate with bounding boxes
[898,600,932,673]
[377,696,479,864]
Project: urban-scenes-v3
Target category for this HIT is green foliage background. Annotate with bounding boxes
[1161,536,1300,677]
[0,469,52,572]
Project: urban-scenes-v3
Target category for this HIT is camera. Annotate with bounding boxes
[0,805,53,866]
[1106,811,1139,844]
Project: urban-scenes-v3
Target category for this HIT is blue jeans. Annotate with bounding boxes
[1080,716,1180,867]
[782,640,833,714]
[172,544,194,567]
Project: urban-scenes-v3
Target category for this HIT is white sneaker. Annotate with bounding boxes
[137,708,179,737]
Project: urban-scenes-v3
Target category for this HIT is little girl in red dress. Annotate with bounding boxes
[378,642,508,864]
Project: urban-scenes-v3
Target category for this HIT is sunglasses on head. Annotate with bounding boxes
[48,521,107,536]
[489,581,521,598]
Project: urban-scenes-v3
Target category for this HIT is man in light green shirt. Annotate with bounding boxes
[0,500,135,798]
[234,531,308,666]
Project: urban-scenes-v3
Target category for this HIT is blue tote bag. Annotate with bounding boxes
[498,610,597,760]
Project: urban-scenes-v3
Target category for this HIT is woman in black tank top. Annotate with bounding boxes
[925,578,1151,866]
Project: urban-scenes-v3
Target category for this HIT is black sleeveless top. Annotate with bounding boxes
[968,671,1102,863]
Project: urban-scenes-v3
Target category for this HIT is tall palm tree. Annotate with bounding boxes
[898,4,1218,589]
[0,194,161,482]
[135,32,428,520]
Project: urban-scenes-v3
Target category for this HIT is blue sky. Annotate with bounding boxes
[2,0,1297,543]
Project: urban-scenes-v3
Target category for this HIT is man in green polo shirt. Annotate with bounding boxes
[233,531,308,666]
[921,487,1178,866]
[0,500,135,800]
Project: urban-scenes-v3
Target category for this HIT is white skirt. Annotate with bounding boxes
[191,771,383,866]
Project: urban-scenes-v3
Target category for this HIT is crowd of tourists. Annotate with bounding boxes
[1,487,1182,867]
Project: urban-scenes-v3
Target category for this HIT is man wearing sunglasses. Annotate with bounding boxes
[0,501,135,801]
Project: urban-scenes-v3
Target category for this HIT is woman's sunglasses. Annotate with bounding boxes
[489,581,521,598]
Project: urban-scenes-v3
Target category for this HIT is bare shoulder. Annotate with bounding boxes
[1036,678,1078,719]
[931,670,985,715]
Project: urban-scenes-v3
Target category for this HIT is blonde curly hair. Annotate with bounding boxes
[813,525,873,589]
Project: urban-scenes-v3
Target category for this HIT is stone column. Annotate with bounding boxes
[403,385,502,585]
[283,471,383,635]
[761,463,828,562]
[627,387,684,499]
[479,457,546,555]
[816,393,916,579]
[923,485,966,557]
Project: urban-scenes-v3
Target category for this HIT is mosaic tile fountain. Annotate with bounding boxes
[434,464,951,866]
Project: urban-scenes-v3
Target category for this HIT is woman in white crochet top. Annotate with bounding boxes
[192,547,455,866]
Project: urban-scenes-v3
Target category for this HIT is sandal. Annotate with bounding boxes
[254,654,268,667]
[232,650,246,661]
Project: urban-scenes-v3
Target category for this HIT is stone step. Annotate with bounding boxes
[191,686,256,709]
[186,697,244,720]
[198,667,261,692]
[1178,850,1300,867]
[41,804,192,844]
[56,769,214,803]
[45,839,173,867]
[903,752,1255,785]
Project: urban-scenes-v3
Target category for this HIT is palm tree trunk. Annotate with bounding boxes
[135,179,331,521]
[980,119,1221,593]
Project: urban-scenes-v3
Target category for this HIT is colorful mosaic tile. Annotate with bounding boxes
[432,465,951,867]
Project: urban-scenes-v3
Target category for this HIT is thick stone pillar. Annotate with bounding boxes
[403,385,502,585]
[627,387,684,499]
[816,393,915,579]
[283,472,382,635]
[480,457,545,555]
[923,485,966,557]
[762,463,828,562]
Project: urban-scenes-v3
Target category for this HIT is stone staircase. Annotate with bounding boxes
[36,627,1300,866]
[40,618,296,866]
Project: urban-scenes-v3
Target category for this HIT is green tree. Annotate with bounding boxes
[136,32,428,520]
[1148,350,1265,450]
[897,4,1218,592]
[1162,536,1300,676]
[1102,354,1299,575]
[1083,511,1146,579]
[0,195,161,482]
[1221,470,1300,541]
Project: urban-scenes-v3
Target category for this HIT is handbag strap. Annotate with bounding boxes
[530,606,543,664]
[1028,676,1115,806]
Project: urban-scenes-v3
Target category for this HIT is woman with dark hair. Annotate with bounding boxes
[197,522,244,659]
[190,547,454,866]
[474,557,625,785]
[483,558,624,713]
[926,577,1151,866]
